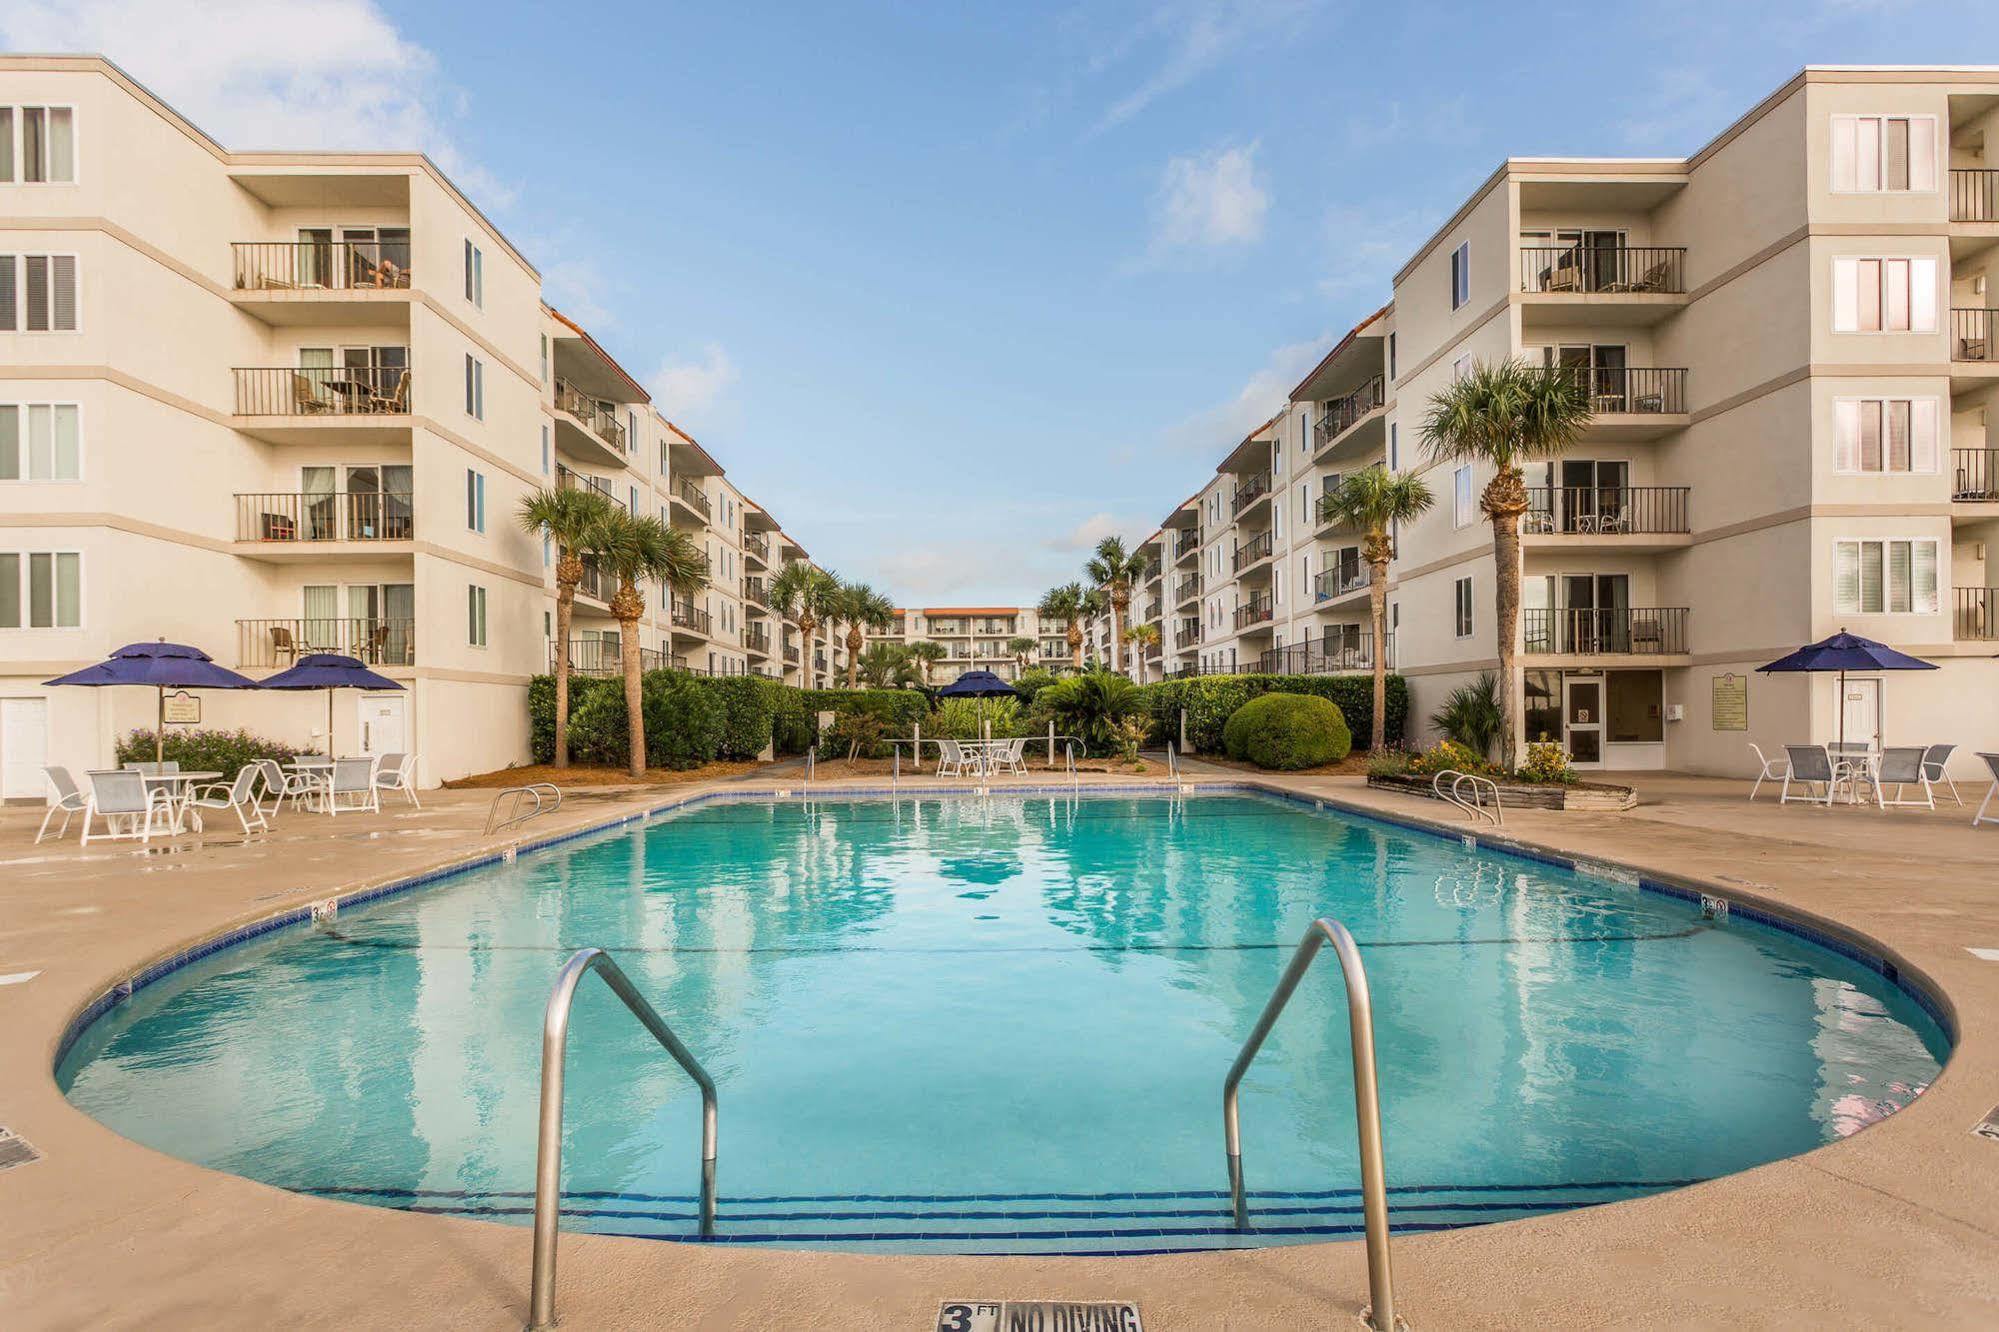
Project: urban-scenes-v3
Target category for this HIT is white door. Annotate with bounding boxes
[1,698,49,799]
[1563,677,1604,768]
[1837,677,1882,751]
[359,693,408,758]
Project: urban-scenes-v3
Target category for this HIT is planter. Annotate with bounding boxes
[1367,772,1637,812]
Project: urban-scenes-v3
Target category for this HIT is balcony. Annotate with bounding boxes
[743,576,769,608]
[671,599,712,637]
[1523,486,1691,551]
[1524,607,1688,657]
[552,639,670,677]
[1313,375,1386,454]
[232,366,410,443]
[1174,573,1201,607]
[1259,633,1391,675]
[976,619,1017,635]
[1232,472,1273,517]
[1177,616,1201,645]
[1232,529,1275,574]
[1233,594,1274,631]
[745,625,772,656]
[784,640,801,664]
[238,617,414,669]
[234,491,413,555]
[576,558,611,604]
[1957,588,1999,640]
[1314,564,1368,602]
[1950,309,1999,363]
[1949,169,1999,222]
[229,240,411,326]
[1557,367,1689,440]
[557,464,623,512]
[1520,245,1688,325]
[671,475,712,523]
[553,379,629,467]
[1174,528,1200,562]
[1953,448,1999,503]
[744,534,771,567]
[1143,600,1162,623]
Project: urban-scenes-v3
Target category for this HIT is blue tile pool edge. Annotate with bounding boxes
[51,777,1959,1074]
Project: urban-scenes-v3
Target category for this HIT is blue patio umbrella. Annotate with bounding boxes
[43,640,259,764]
[1756,629,1937,754]
[258,654,404,757]
[937,669,1020,742]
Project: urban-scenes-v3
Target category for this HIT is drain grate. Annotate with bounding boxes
[0,1127,43,1172]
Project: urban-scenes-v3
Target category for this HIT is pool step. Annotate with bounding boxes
[301,1179,1694,1255]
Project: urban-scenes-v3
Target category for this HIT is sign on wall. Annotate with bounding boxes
[162,691,201,726]
[1710,673,1748,731]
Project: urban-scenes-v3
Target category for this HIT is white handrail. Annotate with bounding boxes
[1432,769,1502,824]
[485,782,561,835]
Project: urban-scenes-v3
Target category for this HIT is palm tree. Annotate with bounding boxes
[767,562,840,687]
[856,642,920,689]
[1420,358,1591,768]
[1006,635,1037,674]
[828,580,896,688]
[586,509,709,777]
[1122,623,1160,682]
[517,485,616,768]
[908,639,947,685]
[1317,467,1436,753]
[1085,536,1152,678]
[1038,582,1091,670]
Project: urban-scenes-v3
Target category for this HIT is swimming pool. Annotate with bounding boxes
[57,792,1947,1255]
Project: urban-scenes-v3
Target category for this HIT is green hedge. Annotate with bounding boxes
[1135,672,1406,753]
[116,728,304,783]
[1221,693,1352,769]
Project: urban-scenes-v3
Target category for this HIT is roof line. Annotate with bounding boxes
[1288,304,1392,402]
[544,305,652,403]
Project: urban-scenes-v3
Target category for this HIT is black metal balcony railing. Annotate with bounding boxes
[1950,169,1999,223]
[671,600,712,635]
[1143,600,1162,622]
[1177,616,1201,644]
[234,365,409,416]
[232,240,411,292]
[977,620,1016,635]
[1315,375,1386,448]
[1951,308,1999,362]
[1314,564,1368,601]
[235,491,413,543]
[1520,245,1687,295]
[1524,486,1690,535]
[1175,573,1201,605]
[239,617,414,669]
[744,626,772,654]
[1232,472,1273,515]
[675,475,712,519]
[1524,607,1688,655]
[551,639,670,677]
[557,464,623,512]
[1954,448,1999,501]
[744,535,771,565]
[576,558,610,602]
[743,576,769,607]
[1174,528,1200,560]
[1233,594,1274,630]
[1957,588,1999,641]
[554,380,628,452]
[1258,633,1392,676]
[784,640,801,663]
[1232,529,1275,572]
[1553,366,1686,415]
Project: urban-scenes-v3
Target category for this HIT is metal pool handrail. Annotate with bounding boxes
[486,782,560,835]
[1167,740,1179,780]
[530,947,718,1329]
[1433,768,1502,825]
[1223,918,1398,1332]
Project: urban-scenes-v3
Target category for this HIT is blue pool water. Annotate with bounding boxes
[58,794,1946,1254]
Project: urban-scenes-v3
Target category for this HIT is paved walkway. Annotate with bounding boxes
[1,768,1996,1328]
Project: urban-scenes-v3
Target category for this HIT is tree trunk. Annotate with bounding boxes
[1483,466,1530,771]
[1107,595,1123,675]
[798,613,817,686]
[1068,624,1083,670]
[614,586,647,779]
[1367,556,1390,752]
[552,555,582,769]
[846,624,862,688]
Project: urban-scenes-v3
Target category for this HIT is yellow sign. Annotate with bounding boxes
[162,691,201,726]
[1710,673,1748,731]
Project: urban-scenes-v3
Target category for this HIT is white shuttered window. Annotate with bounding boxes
[1831,257,1937,333]
[1834,539,1938,614]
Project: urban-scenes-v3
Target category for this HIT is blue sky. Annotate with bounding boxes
[12,1,1999,602]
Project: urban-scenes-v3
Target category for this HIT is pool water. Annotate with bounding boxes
[58,794,1947,1254]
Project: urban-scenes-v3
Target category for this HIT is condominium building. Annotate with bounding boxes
[1112,66,1999,777]
[866,608,1072,682]
[0,55,840,793]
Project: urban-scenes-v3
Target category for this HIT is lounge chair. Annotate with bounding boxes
[1921,744,1961,806]
[1748,743,1789,801]
[1974,753,1999,829]
[373,752,421,808]
[81,770,177,845]
[1780,745,1842,807]
[36,766,89,844]
[326,756,380,815]
[1868,747,1934,810]
[186,768,270,835]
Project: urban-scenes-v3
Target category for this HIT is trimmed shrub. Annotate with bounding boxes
[564,686,630,766]
[929,697,1033,741]
[704,675,780,760]
[116,728,302,783]
[1136,672,1407,753]
[1221,693,1352,770]
[1516,740,1578,785]
[1035,670,1144,756]
[1405,739,1496,778]
[799,688,928,743]
[643,674,724,770]
[1010,668,1060,705]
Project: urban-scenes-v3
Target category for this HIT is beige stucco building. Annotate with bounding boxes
[0,55,841,794]
[868,607,1072,683]
[1110,67,1999,778]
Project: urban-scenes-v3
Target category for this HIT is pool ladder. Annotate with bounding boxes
[1433,768,1502,825]
[529,947,717,1330]
[485,782,561,835]
[1225,917,1400,1331]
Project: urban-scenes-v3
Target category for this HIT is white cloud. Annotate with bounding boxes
[0,0,513,206]
[1047,512,1147,552]
[538,256,615,330]
[1090,0,1321,134]
[648,344,738,424]
[1160,336,1328,456]
[1148,142,1269,256]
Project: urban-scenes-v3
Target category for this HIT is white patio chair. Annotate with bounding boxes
[1973,753,1999,829]
[81,770,177,845]
[37,766,89,844]
[1780,745,1841,807]
[123,760,179,777]
[936,739,972,778]
[372,752,421,809]
[186,768,271,835]
[1921,744,1961,806]
[997,738,1028,775]
[326,756,380,815]
[1747,743,1789,801]
[1869,747,1934,811]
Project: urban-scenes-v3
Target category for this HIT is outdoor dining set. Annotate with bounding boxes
[35,754,421,847]
[1749,741,1974,811]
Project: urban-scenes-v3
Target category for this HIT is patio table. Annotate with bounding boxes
[138,770,222,832]
[287,758,337,813]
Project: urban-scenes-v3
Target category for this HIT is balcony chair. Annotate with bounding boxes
[185,768,271,835]
[1866,747,1935,811]
[373,753,421,809]
[370,369,411,414]
[1747,743,1789,801]
[36,766,90,844]
[81,770,177,845]
[269,625,300,666]
[1607,260,1673,294]
[1921,744,1961,806]
[1974,754,1999,828]
[1779,745,1843,807]
[326,757,380,815]
[291,372,330,415]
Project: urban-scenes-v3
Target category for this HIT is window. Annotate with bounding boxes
[1,254,78,331]
[1831,116,1936,193]
[1,106,76,183]
[0,404,80,480]
[464,354,484,418]
[1454,577,1474,637]
[1388,422,1398,470]
[466,469,486,532]
[1449,242,1470,310]
[1454,465,1475,528]
[1834,538,1938,614]
[629,484,638,513]
[539,333,549,383]
[1387,332,1397,380]
[0,550,81,627]
[627,410,638,455]
[1834,398,1939,473]
[543,533,551,568]
[467,584,489,646]
[463,239,483,306]
[1452,353,1471,382]
[1831,257,1938,332]
[541,424,551,474]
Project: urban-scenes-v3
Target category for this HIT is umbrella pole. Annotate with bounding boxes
[156,686,165,764]
[328,689,336,758]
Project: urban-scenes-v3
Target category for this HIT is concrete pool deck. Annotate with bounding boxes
[1,767,1996,1329]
